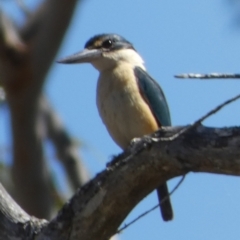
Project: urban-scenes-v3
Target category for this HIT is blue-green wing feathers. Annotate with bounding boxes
[134,66,171,127]
[134,67,173,221]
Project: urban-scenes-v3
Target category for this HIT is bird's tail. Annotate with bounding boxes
[156,183,173,221]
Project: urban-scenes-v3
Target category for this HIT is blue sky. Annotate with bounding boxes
[2,0,240,239]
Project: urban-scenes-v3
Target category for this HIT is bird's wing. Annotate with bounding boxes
[134,67,173,221]
[134,66,171,126]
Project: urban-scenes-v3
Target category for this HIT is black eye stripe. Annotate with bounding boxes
[102,39,113,49]
[85,36,134,51]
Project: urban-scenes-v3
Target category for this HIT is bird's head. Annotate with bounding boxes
[57,34,145,71]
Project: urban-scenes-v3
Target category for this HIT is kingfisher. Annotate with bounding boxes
[57,34,173,221]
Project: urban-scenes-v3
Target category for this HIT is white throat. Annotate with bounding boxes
[91,48,146,71]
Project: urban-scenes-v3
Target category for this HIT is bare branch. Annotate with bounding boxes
[175,72,240,79]
[36,125,240,240]
[20,0,80,86]
[159,93,240,142]
[8,92,54,218]
[0,0,82,219]
[1,125,240,239]
[0,182,47,239]
[0,10,26,53]
[40,96,90,191]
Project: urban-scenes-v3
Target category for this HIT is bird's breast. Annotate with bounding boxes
[97,64,158,149]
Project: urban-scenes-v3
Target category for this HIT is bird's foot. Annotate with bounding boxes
[130,135,159,153]
[131,135,159,145]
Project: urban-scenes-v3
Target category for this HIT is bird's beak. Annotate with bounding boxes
[57,48,102,64]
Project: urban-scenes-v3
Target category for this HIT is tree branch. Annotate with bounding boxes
[36,125,240,239]
[0,15,54,218]
[0,10,26,54]
[0,0,82,218]
[40,96,90,190]
[175,72,240,79]
[1,125,240,239]
[20,0,80,88]
[0,182,47,240]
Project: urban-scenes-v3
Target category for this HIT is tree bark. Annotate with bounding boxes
[0,125,240,240]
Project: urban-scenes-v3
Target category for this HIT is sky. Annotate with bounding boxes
[2,0,240,239]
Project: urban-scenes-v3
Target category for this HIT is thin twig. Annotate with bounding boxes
[159,93,240,142]
[175,73,240,79]
[116,175,186,234]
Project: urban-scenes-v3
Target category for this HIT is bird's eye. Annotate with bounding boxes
[102,39,112,49]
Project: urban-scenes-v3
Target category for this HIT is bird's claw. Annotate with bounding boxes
[130,135,159,153]
[130,137,142,146]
